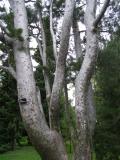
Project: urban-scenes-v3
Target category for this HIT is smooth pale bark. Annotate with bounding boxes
[36,38,51,101]
[87,83,96,136]
[50,0,75,130]
[37,11,51,101]
[8,0,68,160]
[73,12,96,137]
[74,0,110,159]
[50,0,57,61]
[73,16,82,60]
[74,0,97,160]
[36,86,45,116]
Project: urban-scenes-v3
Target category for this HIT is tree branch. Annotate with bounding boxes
[94,0,110,28]
[36,37,43,62]
[37,10,51,101]
[50,0,75,130]
[38,10,47,65]
[36,86,45,117]
[50,0,57,61]
[0,65,17,79]
[72,12,83,60]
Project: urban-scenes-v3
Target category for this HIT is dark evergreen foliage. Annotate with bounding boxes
[94,29,120,160]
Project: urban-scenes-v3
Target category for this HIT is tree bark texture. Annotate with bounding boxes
[5,0,110,159]
[50,0,75,130]
[74,0,97,160]
[8,0,68,160]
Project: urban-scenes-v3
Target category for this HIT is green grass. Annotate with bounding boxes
[0,145,73,160]
[0,146,41,160]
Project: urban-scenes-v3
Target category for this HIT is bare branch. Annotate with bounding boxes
[36,37,43,61]
[37,37,51,101]
[38,10,47,65]
[37,10,51,101]
[36,86,45,117]
[72,12,83,60]
[31,24,51,103]
[50,0,57,61]
[50,0,75,130]
[94,0,110,28]
[0,65,17,79]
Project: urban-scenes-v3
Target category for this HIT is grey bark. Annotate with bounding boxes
[87,83,96,136]
[94,0,110,28]
[50,0,57,61]
[73,12,96,137]
[8,0,68,159]
[37,10,51,101]
[74,0,110,159]
[50,0,75,130]
[73,15,82,60]
[0,0,110,159]
[36,86,45,117]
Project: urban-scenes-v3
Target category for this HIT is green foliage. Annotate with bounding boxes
[53,0,65,18]
[27,7,38,24]
[2,12,23,41]
[0,71,26,153]
[8,28,23,41]
[94,29,120,160]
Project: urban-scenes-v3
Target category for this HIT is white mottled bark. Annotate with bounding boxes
[87,83,96,136]
[74,0,110,159]
[50,0,75,130]
[8,0,68,159]
[50,0,57,61]
[74,0,97,160]
[73,12,96,138]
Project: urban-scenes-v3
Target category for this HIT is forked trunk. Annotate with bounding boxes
[9,0,68,160]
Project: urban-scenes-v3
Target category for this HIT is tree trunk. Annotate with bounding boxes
[74,0,97,159]
[9,0,68,159]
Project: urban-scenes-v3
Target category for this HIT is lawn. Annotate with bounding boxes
[0,145,73,160]
[0,146,41,160]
